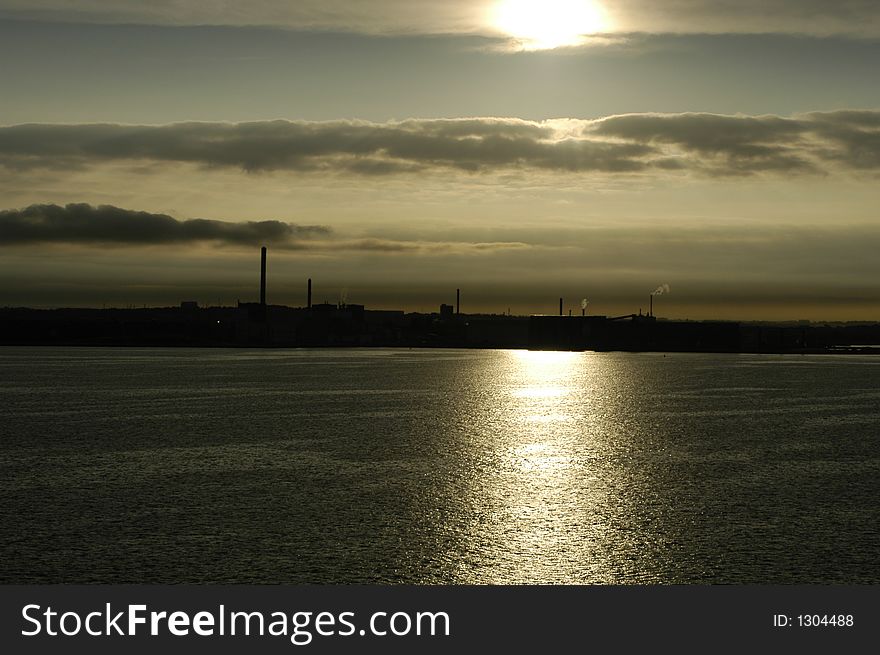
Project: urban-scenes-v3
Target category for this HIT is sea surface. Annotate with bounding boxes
[1,347,878,584]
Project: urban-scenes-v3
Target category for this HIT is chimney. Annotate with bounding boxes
[307,278,312,309]
[649,294,653,318]
[260,246,267,306]
[456,288,460,315]
[559,297,563,316]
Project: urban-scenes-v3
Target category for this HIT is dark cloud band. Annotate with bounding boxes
[0,111,878,177]
[0,203,531,253]
[0,203,330,247]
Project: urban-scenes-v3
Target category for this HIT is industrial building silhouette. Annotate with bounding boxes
[1,247,878,352]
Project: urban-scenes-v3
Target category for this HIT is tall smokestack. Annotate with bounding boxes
[649,295,652,318]
[559,297,563,316]
[260,246,267,306]
[456,288,460,315]
[307,278,312,309]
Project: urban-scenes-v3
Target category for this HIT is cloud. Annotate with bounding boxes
[335,238,532,253]
[591,110,880,174]
[0,203,330,247]
[590,112,818,175]
[0,202,532,253]
[0,1,489,35]
[607,0,880,38]
[804,110,880,169]
[2,112,879,178]
[0,119,654,175]
[2,1,880,38]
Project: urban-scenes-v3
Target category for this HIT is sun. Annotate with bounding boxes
[492,0,609,50]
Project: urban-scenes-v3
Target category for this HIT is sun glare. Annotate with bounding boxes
[492,0,609,50]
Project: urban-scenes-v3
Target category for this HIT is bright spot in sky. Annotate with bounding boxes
[492,0,609,50]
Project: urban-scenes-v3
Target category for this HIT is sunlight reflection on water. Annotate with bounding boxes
[451,350,623,583]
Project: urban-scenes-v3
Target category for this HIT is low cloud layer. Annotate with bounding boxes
[0,203,530,253]
[591,110,880,174]
[2,111,879,178]
[2,212,878,319]
[2,1,879,38]
[0,203,329,247]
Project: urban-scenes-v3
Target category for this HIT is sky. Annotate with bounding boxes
[1,0,879,319]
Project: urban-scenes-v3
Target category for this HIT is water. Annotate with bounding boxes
[1,347,878,584]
